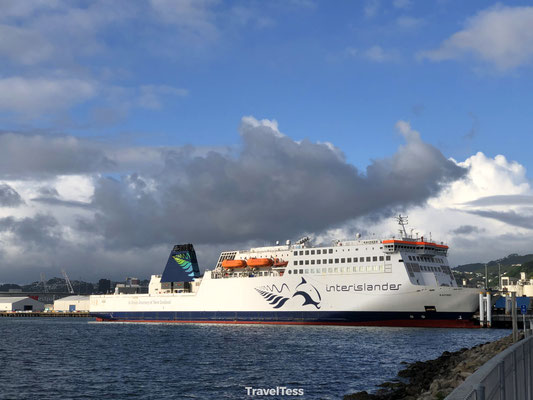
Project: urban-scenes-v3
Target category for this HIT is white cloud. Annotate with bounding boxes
[395,120,421,142]
[364,0,380,18]
[418,151,533,264]
[311,119,533,267]
[345,46,399,63]
[344,46,358,57]
[439,152,530,206]
[419,5,533,70]
[149,0,218,41]
[0,2,134,68]
[363,45,399,62]
[0,24,54,65]
[0,77,97,115]
[0,0,61,20]
[137,85,189,110]
[240,115,284,138]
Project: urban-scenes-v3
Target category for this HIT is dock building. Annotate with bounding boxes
[0,297,45,312]
[53,295,90,312]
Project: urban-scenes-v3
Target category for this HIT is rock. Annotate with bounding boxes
[344,334,516,400]
[429,379,442,393]
[343,391,375,400]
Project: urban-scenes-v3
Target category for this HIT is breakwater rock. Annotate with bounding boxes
[344,333,518,400]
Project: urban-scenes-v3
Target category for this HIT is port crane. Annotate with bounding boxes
[61,269,75,294]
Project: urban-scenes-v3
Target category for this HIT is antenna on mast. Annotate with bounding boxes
[396,214,409,238]
[61,269,75,294]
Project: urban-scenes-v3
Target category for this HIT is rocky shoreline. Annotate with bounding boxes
[344,333,519,400]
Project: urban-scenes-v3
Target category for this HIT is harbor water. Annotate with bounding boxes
[0,318,510,399]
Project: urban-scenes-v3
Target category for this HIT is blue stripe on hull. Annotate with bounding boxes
[91,310,475,324]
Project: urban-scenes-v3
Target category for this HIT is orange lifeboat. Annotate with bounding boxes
[273,258,288,267]
[247,258,274,267]
[222,259,247,269]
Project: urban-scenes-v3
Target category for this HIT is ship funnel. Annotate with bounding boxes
[161,244,201,283]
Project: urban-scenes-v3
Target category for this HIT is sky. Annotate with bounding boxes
[1,0,533,283]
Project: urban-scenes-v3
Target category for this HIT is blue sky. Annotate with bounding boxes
[2,0,533,281]
[2,0,533,170]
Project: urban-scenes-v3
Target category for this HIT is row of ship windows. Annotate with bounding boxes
[293,256,391,266]
[288,265,385,275]
[293,248,381,256]
[405,261,452,275]
[407,255,445,264]
[295,249,332,255]
[421,265,443,273]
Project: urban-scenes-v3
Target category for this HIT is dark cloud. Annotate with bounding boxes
[0,183,23,207]
[0,131,231,179]
[30,185,92,208]
[0,132,116,178]
[82,118,466,249]
[466,209,533,230]
[0,214,61,247]
[450,225,484,235]
[31,197,92,209]
[462,194,533,207]
[37,187,60,197]
[0,119,468,281]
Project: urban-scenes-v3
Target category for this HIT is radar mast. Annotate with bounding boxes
[396,214,409,239]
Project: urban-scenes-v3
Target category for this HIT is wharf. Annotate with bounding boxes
[0,312,91,318]
[474,313,532,328]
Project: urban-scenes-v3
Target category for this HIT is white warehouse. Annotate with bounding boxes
[54,296,90,312]
[0,297,45,312]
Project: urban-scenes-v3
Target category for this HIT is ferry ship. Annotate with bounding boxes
[89,216,480,327]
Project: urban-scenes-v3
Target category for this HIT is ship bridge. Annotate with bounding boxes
[382,239,448,256]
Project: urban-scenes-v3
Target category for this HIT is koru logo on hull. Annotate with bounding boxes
[255,278,322,309]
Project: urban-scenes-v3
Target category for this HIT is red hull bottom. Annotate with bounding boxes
[94,317,478,328]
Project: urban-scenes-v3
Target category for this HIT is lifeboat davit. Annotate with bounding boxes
[247,258,274,267]
[222,259,247,269]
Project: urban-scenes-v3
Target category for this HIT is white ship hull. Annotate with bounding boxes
[90,269,480,327]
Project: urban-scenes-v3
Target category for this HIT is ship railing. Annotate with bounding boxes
[446,335,533,400]
[210,271,278,279]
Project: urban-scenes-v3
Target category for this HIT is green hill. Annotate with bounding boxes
[455,253,533,274]
[504,260,533,279]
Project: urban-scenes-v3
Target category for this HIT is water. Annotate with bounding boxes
[0,318,510,399]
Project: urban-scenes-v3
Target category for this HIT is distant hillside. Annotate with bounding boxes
[505,260,533,279]
[0,277,96,294]
[454,263,485,273]
[455,253,533,273]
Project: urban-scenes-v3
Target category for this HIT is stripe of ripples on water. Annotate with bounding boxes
[0,318,511,399]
